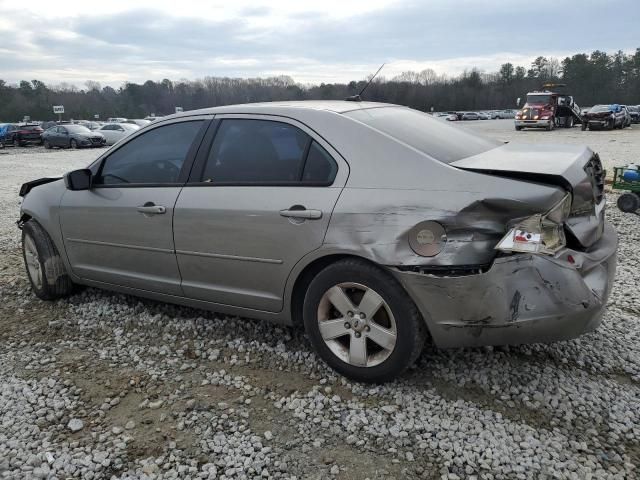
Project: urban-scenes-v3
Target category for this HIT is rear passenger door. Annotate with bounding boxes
[173,115,348,312]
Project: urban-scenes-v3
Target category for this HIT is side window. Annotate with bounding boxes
[95,121,203,185]
[202,119,310,183]
[302,141,338,184]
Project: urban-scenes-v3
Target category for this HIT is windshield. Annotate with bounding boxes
[345,107,500,164]
[589,105,612,113]
[66,125,91,134]
[526,94,552,105]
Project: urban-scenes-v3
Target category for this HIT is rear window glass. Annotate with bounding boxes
[345,107,500,164]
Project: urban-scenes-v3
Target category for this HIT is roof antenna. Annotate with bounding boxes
[345,63,385,102]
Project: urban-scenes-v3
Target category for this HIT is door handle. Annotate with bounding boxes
[137,204,166,215]
[279,208,322,220]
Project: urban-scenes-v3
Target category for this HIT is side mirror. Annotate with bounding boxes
[64,169,92,191]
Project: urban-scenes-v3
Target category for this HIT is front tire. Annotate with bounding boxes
[44,140,52,149]
[22,221,74,300]
[546,117,555,131]
[303,259,426,383]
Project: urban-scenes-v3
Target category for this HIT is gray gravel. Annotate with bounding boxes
[0,123,639,479]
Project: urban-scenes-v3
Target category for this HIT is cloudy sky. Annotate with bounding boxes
[0,0,638,87]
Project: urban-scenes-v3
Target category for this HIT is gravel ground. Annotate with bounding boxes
[1,122,639,480]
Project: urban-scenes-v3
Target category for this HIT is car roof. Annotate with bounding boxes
[169,100,396,119]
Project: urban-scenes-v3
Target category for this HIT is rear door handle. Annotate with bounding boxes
[137,203,166,215]
[279,208,322,220]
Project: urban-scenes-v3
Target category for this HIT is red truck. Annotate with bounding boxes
[514,84,582,131]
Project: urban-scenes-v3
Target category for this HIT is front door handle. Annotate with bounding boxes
[137,203,166,215]
[279,208,322,220]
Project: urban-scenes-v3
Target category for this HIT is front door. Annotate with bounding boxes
[173,116,348,312]
[59,118,208,294]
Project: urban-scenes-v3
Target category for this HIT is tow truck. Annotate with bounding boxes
[514,84,582,131]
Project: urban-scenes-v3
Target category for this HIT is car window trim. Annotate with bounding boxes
[91,117,212,189]
[187,115,338,187]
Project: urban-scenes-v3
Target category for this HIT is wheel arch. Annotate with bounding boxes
[289,253,381,328]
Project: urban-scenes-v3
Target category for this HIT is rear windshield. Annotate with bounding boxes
[344,107,500,164]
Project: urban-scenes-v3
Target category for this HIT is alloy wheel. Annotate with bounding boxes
[317,282,397,367]
[24,233,42,290]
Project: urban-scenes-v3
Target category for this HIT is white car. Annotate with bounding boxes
[127,119,152,127]
[98,123,140,145]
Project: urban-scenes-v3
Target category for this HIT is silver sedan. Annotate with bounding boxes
[18,101,617,383]
[97,122,140,145]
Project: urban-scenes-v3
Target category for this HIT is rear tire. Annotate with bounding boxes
[70,139,78,149]
[303,259,427,383]
[617,193,640,213]
[44,140,52,149]
[22,220,74,300]
[515,126,522,131]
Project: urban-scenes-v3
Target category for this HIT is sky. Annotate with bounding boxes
[0,0,638,87]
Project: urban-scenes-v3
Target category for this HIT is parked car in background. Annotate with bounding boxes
[462,112,479,120]
[497,110,516,119]
[97,122,140,145]
[477,112,490,120]
[144,116,164,122]
[77,120,103,131]
[16,100,616,382]
[443,113,458,121]
[126,119,152,127]
[8,124,44,146]
[42,125,106,149]
[628,105,640,123]
[582,105,626,130]
[0,123,11,148]
[620,105,632,128]
[107,117,128,123]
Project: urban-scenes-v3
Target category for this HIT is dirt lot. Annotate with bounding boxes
[1,121,639,480]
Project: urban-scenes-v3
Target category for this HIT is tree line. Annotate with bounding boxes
[1,48,638,122]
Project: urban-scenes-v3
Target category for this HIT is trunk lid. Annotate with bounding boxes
[451,143,605,248]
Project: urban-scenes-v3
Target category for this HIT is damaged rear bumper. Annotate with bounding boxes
[392,221,617,348]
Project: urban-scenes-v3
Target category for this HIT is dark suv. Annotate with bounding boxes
[8,124,44,146]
